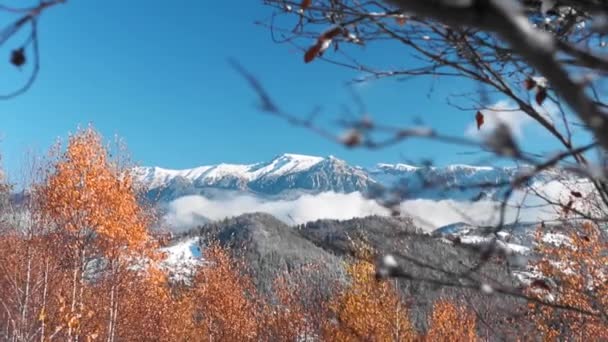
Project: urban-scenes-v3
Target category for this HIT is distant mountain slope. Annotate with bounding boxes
[185,213,345,293]
[171,213,526,333]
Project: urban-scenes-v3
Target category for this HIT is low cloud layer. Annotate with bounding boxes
[163,180,582,232]
[164,192,390,231]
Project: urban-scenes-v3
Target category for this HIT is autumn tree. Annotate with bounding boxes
[190,243,262,341]
[0,232,60,341]
[527,221,608,340]
[326,257,416,341]
[0,153,72,341]
[36,127,153,341]
[114,267,198,341]
[262,264,334,341]
[263,273,314,341]
[426,299,478,341]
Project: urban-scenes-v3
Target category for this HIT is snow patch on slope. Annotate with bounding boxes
[160,237,203,281]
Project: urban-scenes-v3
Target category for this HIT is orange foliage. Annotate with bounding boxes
[33,127,158,340]
[38,127,150,258]
[115,268,197,341]
[263,274,313,340]
[426,299,478,341]
[191,244,262,341]
[527,221,608,340]
[326,259,416,341]
[262,265,331,341]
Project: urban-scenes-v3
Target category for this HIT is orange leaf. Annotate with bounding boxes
[475,111,484,130]
[304,42,321,63]
[535,87,547,105]
[301,0,311,10]
[321,26,343,40]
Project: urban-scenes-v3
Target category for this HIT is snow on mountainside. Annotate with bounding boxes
[136,153,561,203]
[160,237,203,281]
[136,154,375,200]
[432,221,538,256]
[138,153,324,189]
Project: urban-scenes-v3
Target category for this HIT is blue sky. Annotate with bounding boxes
[0,1,568,181]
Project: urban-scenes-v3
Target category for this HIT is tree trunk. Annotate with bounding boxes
[106,267,115,342]
[40,259,49,342]
[19,252,32,341]
[67,255,79,340]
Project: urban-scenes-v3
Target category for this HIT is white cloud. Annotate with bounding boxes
[399,193,562,232]
[163,192,391,230]
[163,181,582,233]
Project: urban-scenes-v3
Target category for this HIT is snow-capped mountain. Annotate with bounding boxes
[136,154,374,201]
[139,153,325,190]
[135,153,553,203]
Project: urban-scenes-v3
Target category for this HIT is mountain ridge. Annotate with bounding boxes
[136,153,537,202]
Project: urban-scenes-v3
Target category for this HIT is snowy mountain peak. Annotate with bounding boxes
[256,153,324,177]
[276,153,323,162]
[375,163,419,172]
